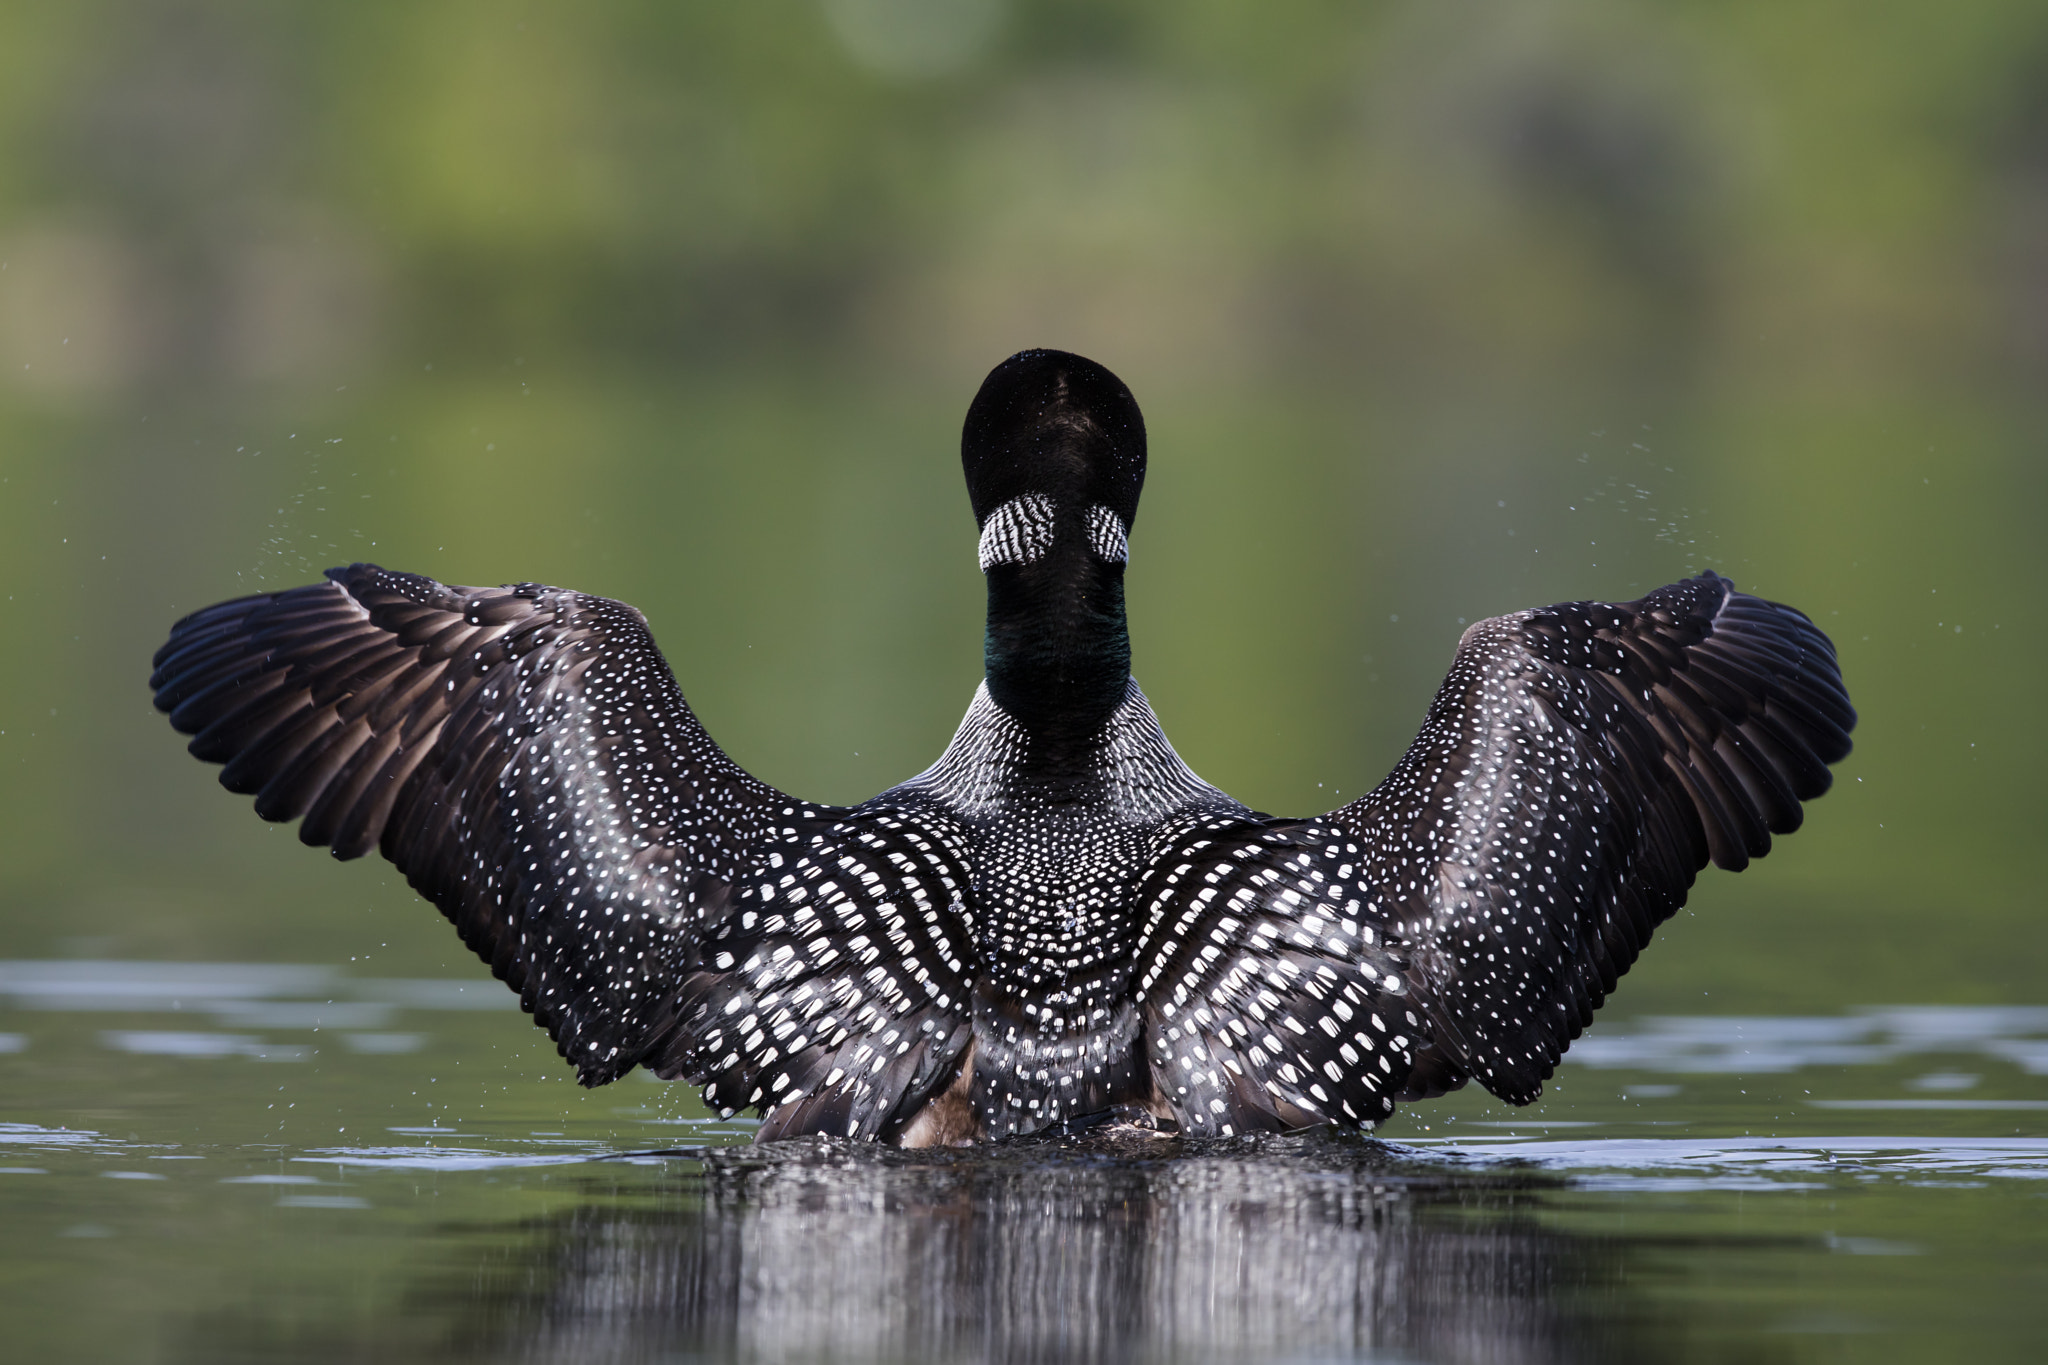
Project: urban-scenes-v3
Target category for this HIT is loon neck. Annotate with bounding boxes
[982,545,1130,760]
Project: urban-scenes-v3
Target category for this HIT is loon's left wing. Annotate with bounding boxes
[1327,572,1854,1105]
[151,563,798,1083]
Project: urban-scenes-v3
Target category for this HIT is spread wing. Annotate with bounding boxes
[645,804,978,1143]
[1330,571,1855,1104]
[149,563,795,1083]
[1130,815,1419,1137]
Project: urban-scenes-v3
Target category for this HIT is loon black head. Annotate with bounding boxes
[962,349,1146,532]
[963,350,1146,749]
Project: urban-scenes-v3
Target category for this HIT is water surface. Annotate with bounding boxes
[3,958,2044,1363]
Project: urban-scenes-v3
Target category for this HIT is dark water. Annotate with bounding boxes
[5,959,2045,1363]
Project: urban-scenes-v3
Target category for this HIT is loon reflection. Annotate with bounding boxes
[426,1138,1629,1364]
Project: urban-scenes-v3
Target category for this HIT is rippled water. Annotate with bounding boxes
[3,960,2044,1363]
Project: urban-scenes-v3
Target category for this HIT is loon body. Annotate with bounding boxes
[150,350,1855,1144]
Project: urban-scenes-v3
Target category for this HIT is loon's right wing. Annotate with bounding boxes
[1328,572,1854,1105]
[151,563,798,1084]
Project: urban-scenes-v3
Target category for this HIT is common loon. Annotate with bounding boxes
[150,349,1854,1145]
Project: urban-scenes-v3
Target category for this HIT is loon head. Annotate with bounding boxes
[963,349,1146,571]
[963,350,1146,748]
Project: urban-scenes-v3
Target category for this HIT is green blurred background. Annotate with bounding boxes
[0,0,2041,1016]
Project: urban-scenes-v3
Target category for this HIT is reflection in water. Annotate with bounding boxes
[17,968,2043,1360]
[433,1137,1629,1365]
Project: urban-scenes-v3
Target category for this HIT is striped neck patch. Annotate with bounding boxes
[976,495,1129,569]
[1084,505,1128,564]
[977,494,1058,570]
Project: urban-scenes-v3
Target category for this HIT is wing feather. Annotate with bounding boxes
[1332,571,1853,1104]
[151,562,793,1083]
[648,804,978,1143]
[1127,816,1418,1135]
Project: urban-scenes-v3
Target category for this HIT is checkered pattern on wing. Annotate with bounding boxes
[655,806,977,1142]
[1131,818,1416,1135]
